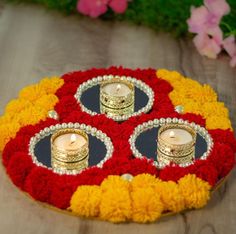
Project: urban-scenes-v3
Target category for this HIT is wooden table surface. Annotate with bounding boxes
[0,2,235,234]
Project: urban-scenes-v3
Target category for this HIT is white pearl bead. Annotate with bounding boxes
[121,174,134,182]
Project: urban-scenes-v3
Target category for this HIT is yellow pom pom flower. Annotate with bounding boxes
[202,102,229,118]
[19,84,47,102]
[156,69,232,132]
[99,175,131,222]
[131,188,163,223]
[0,122,20,151]
[169,91,188,106]
[35,94,59,110]
[0,114,13,125]
[131,173,160,190]
[101,175,130,191]
[188,84,217,103]
[39,76,64,94]
[100,188,132,223]
[0,77,64,151]
[206,116,232,130]
[182,100,203,115]
[68,173,214,223]
[156,181,185,213]
[157,69,183,83]
[178,174,211,209]
[15,106,48,126]
[5,99,32,117]
[70,185,102,217]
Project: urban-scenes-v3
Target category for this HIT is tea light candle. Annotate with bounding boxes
[102,82,132,97]
[157,124,196,167]
[53,133,87,151]
[159,129,193,145]
[100,77,135,118]
[51,129,89,173]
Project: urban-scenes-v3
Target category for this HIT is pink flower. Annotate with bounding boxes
[109,0,128,13]
[223,36,236,57]
[204,0,230,18]
[77,0,130,18]
[193,33,222,59]
[187,0,230,35]
[193,26,223,59]
[208,26,223,44]
[187,0,231,61]
[230,57,236,67]
[223,36,236,67]
[77,0,109,18]
[187,6,212,34]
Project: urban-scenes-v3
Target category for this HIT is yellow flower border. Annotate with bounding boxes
[156,69,232,131]
[0,77,64,151]
[69,174,211,223]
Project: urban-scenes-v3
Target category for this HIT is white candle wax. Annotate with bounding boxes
[160,128,193,145]
[54,133,87,151]
[103,82,131,97]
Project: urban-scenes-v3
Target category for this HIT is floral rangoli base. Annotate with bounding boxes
[1,67,235,223]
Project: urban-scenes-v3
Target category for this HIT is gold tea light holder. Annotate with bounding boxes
[51,129,89,174]
[74,75,155,122]
[157,124,197,166]
[129,118,214,168]
[28,122,114,175]
[100,77,135,118]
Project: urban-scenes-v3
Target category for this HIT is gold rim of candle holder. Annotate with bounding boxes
[100,102,134,117]
[100,77,135,109]
[157,142,195,158]
[52,157,89,171]
[51,149,89,163]
[157,149,194,165]
[51,128,89,169]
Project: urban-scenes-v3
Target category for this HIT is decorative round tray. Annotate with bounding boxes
[1,67,235,223]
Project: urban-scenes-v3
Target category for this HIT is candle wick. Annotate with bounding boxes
[116,84,121,93]
[169,131,175,138]
[70,134,77,145]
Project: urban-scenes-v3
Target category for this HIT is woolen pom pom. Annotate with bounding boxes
[131,188,163,223]
[54,95,79,120]
[50,175,80,209]
[6,152,34,190]
[188,159,218,186]
[209,129,236,151]
[178,174,211,209]
[25,167,56,203]
[19,84,47,101]
[101,175,130,191]
[0,122,20,151]
[156,181,185,213]
[2,135,29,167]
[131,173,159,190]
[208,143,235,178]
[39,76,64,94]
[159,164,189,182]
[100,188,131,223]
[70,185,102,217]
